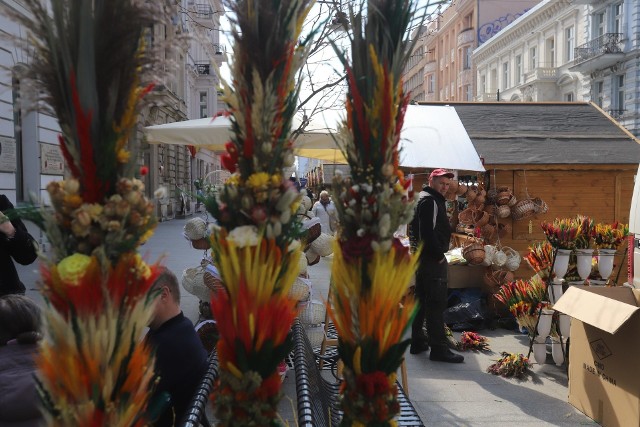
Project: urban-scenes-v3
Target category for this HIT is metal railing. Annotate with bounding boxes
[195,4,213,19]
[607,109,626,120]
[194,63,210,75]
[573,33,623,65]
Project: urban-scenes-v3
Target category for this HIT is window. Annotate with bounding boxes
[199,91,208,118]
[463,46,471,70]
[479,74,486,96]
[529,46,537,70]
[594,81,604,107]
[613,3,623,34]
[565,26,575,62]
[427,74,434,93]
[546,37,555,67]
[463,13,472,30]
[564,92,574,102]
[502,62,509,90]
[464,84,472,101]
[594,11,605,37]
[490,69,497,92]
[613,74,625,112]
[515,55,522,85]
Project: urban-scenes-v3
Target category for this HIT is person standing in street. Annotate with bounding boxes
[312,190,337,235]
[0,195,38,297]
[410,169,464,363]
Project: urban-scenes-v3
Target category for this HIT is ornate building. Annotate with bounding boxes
[474,0,587,102]
[402,0,541,103]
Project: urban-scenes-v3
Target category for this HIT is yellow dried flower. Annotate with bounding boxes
[226,174,241,186]
[63,179,80,194]
[271,174,281,186]
[63,194,83,210]
[117,148,131,163]
[134,254,151,279]
[247,172,271,189]
[57,253,92,285]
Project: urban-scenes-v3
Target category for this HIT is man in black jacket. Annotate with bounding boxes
[410,169,464,363]
[146,267,208,426]
[0,195,37,297]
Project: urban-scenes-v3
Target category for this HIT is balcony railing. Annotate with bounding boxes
[573,33,623,65]
[457,28,475,46]
[195,4,213,19]
[523,67,558,83]
[607,109,626,120]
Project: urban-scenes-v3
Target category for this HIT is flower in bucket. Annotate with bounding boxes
[200,0,316,424]
[594,221,629,250]
[540,217,580,250]
[326,0,423,424]
[574,215,595,250]
[494,276,549,337]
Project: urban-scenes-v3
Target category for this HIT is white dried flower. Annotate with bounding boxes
[280,209,291,224]
[357,228,365,237]
[227,225,260,248]
[289,240,301,252]
[379,213,391,237]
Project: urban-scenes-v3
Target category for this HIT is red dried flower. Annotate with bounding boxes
[139,166,149,176]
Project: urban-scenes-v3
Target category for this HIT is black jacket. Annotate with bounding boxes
[415,186,451,262]
[146,312,208,427]
[0,195,37,296]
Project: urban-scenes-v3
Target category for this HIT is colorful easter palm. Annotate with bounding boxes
[326,1,425,425]
[2,0,169,425]
[202,0,315,424]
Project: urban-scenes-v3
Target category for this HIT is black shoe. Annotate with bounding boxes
[429,348,464,363]
[410,341,429,355]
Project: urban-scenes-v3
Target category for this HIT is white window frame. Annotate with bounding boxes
[546,37,555,68]
[613,74,625,112]
[502,62,509,90]
[199,91,208,118]
[594,11,606,38]
[565,26,575,62]
[529,46,537,71]
[612,3,623,34]
[515,55,522,85]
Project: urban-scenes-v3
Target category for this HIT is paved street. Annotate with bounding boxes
[17,217,596,426]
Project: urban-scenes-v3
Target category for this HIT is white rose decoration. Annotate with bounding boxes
[227,225,260,248]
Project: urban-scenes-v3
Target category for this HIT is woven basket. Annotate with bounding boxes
[298,254,308,276]
[465,186,478,202]
[306,248,321,266]
[492,249,507,267]
[475,194,486,205]
[456,223,475,235]
[456,183,468,196]
[483,268,515,290]
[482,245,497,266]
[481,224,496,241]
[497,222,512,239]
[184,217,208,240]
[459,208,490,227]
[503,247,521,271]
[495,187,513,206]
[532,197,549,214]
[449,179,459,193]
[508,194,518,207]
[496,205,511,219]
[191,238,211,250]
[486,188,498,203]
[304,325,325,348]
[302,222,322,251]
[310,233,334,257]
[203,270,225,293]
[463,241,485,265]
[182,267,211,302]
[511,198,537,221]
[446,191,458,201]
[483,204,496,217]
[299,300,326,325]
[289,277,311,302]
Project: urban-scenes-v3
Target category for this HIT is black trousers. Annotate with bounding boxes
[411,258,448,349]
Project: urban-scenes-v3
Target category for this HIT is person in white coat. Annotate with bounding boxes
[311,190,337,235]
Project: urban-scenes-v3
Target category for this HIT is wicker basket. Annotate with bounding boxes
[456,223,475,235]
[483,268,515,290]
[482,245,497,266]
[475,194,486,205]
[481,224,496,241]
[304,324,325,348]
[191,238,211,250]
[449,179,459,193]
[289,277,311,302]
[492,248,507,267]
[459,208,490,227]
[463,241,485,265]
[483,204,496,217]
[532,197,549,214]
[465,186,478,202]
[495,187,513,206]
[310,233,334,257]
[184,217,208,240]
[511,198,537,221]
[508,194,518,207]
[486,188,498,203]
[497,222,512,239]
[302,222,322,251]
[182,267,211,302]
[503,246,521,271]
[203,270,225,293]
[306,248,321,266]
[456,183,468,196]
[496,205,511,219]
[446,190,458,201]
[299,300,326,325]
[298,255,308,276]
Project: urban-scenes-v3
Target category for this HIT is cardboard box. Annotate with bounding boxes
[553,286,640,427]
[447,264,485,289]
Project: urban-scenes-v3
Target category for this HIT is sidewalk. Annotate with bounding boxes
[17,217,596,426]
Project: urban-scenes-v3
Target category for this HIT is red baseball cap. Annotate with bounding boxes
[429,168,454,180]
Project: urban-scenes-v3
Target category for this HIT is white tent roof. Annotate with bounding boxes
[144,105,485,172]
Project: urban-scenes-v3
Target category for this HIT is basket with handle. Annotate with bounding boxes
[511,198,537,221]
[492,247,507,267]
[184,217,208,240]
[483,268,515,290]
[495,187,513,206]
[449,179,459,193]
[288,276,311,302]
[482,245,497,266]
[483,204,496,217]
[456,183,468,196]
[465,186,478,202]
[459,207,490,228]
[299,300,326,325]
[463,239,486,265]
[532,197,549,214]
[503,246,522,271]
[481,224,496,242]
[191,237,211,250]
[497,222,512,239]
[496,205,511,219]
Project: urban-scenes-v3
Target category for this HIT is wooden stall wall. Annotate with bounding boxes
[488,166,635,282]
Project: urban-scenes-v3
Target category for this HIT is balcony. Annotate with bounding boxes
[193,3,214,24]
[523,67,558,84]
[458,69,473,86]
[424,60,436,73]
[570,33,624,73]
[457,28,475,46]
[607,109,626,120]
[476,92,498,102]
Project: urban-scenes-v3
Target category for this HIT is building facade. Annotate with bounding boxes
[474,0,587,102]
[0,0,226,221]
[570,0,640,137]
[402,0,540,103]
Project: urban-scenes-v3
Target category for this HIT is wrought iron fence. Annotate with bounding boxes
[573,33,623,65]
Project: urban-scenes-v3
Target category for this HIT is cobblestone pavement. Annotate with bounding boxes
[17,217,596,426]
